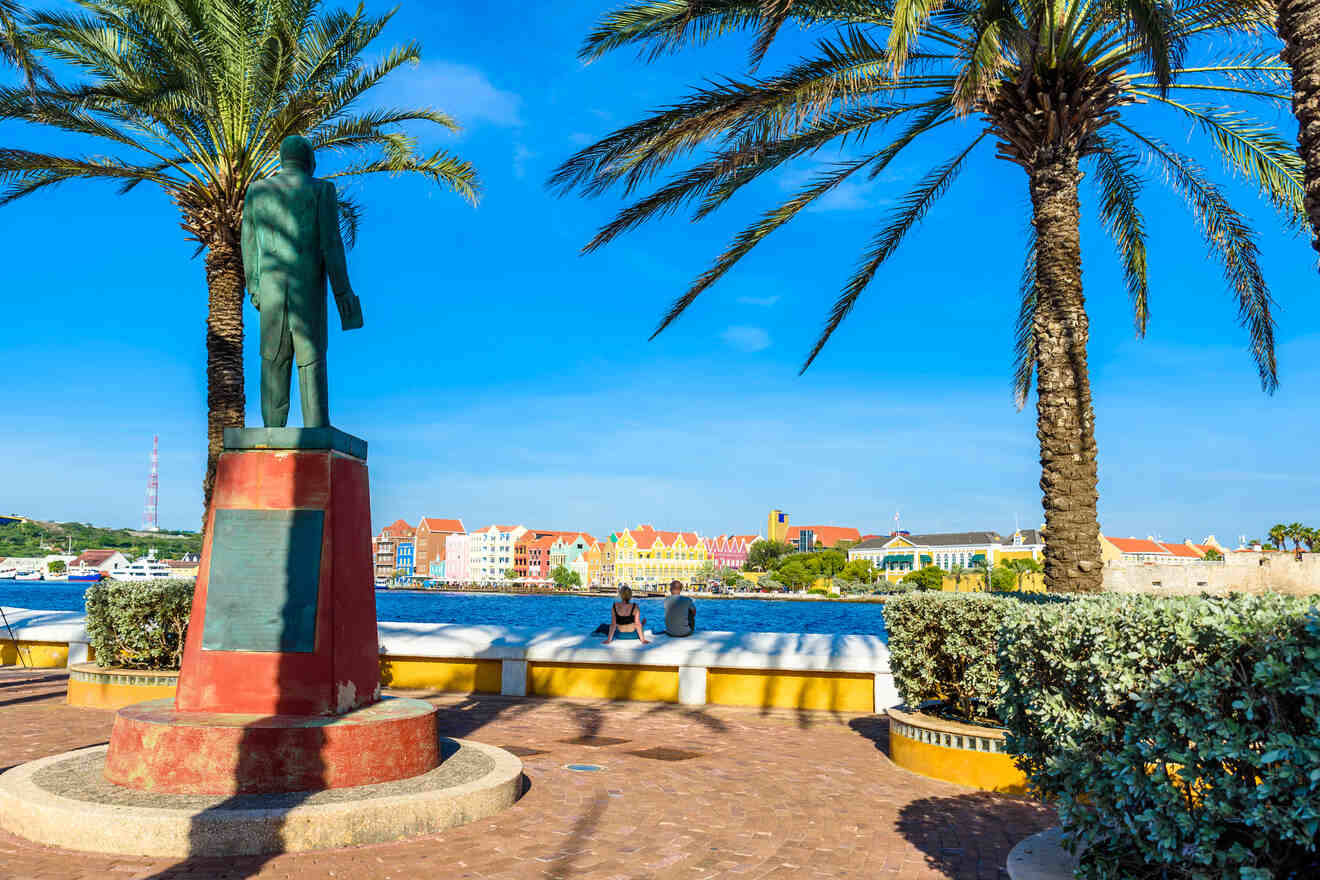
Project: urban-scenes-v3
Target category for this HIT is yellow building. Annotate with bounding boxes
[848,530,1044,583]
[767,509,789,544]
[612,525,709,589]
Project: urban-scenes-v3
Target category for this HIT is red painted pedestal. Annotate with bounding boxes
[104,429,438,795]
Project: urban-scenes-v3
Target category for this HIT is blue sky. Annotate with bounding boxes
[1,2,1317,546]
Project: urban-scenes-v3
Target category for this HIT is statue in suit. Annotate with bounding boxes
[241,135,363,428]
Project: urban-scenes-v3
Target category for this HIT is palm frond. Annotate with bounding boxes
[1131,94,1306,228]
[1120,125,1278,392]
[801,133,985,372]
[1012,219,1037,409]
[1089,137,1149,336]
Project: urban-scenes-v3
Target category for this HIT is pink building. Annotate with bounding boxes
[705,534,760,570]
[443,532,470,582]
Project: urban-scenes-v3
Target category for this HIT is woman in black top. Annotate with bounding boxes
[604,585,650,644]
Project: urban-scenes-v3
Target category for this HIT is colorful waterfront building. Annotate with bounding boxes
[613,525,709,588]
[414,517,464,579]
[569,550,591,588]
[444,532,470,582]
[785,525,862,551]
[468,525,527,581]
[704,534,760,571]
[849,529,1044,582]
[583,538,618,589]
[549,534,595,573]
[1100,535,1228,564]
[372,519,414,582]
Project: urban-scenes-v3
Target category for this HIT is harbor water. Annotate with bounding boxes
[0,580,888,638]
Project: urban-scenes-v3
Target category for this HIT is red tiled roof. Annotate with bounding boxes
[785,525,861,546]
[380,519,414,538]
[1105,536,1170,554]
[75,549,118,566]
[1158,542,1202,558]
[419,517,464,533]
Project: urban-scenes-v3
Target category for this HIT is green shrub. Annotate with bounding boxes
[999,594,1320,880]
[899,565,944,591]
[885,592,1017,720]
[85,580,193,670]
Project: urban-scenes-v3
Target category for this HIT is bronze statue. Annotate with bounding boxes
[242,135,363,428]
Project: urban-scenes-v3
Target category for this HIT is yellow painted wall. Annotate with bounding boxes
[66,676,178,710]
[889,726,1029,794]
[707,668,873,712]
[380,656,502,693]
[529,661,679,702]
[0,640,68,668]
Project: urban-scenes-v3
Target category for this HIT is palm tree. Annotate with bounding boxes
[1287,521,1306,550]
[0,0,479,513]
[1273,3,1320,256]
[552,0,1299,593]
[0,0,45,88]
[1303,527,1317,552]
[1005,556,1043,590]
[1270,523,1289,549]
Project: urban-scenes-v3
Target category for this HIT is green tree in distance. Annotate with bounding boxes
[46,558,65,574]
[1269,523,1288,548]
[552,0,1299,594]
[901,565,945,591]
[551,565,582,589]
[0,0,479,515]
[745,539,792,571]
[503,568,519,582]
[1203,547,1224,561]
[841,558,876,583]
[1004,557,1043,590]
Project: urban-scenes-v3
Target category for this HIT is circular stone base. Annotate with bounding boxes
[105,697,439,794]
[0,739,522,857]
[1006,828,1083,880]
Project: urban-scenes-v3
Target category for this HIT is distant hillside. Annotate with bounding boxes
[0,519,202,560]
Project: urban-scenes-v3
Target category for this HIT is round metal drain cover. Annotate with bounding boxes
[565,763,604,772]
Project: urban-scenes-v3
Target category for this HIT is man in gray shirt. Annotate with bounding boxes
[663,580,696,637]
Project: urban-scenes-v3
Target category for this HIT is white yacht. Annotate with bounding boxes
[110,551,175,582]
[14,570,42,581]
[0,566,17,579]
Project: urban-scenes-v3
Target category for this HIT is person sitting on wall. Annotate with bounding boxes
[662,580,696,637]
[603,585,650,644]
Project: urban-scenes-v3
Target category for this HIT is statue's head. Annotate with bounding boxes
[279,135,316,174]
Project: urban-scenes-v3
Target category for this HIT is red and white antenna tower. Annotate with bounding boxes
[142,435,160,532]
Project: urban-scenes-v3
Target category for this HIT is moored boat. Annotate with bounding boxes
[0,566,17,579]
[109,553,175,581]
[66,566,104,582]
[14,570,42,581]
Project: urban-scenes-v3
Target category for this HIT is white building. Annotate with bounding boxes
[467,525,527,582]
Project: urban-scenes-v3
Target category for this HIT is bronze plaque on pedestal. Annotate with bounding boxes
[201,508,324,653]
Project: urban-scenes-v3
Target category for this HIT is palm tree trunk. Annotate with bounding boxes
[1029,154,1103,593]
[203,228,246,522]
[1277,0,1320,250]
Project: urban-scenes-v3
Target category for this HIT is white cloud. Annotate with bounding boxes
[512,143,537,179]
[400,61,522,128]
[721,325,772,352]
[737,295,780,307]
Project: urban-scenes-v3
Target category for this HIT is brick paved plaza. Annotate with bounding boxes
[0,668,1053,879]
